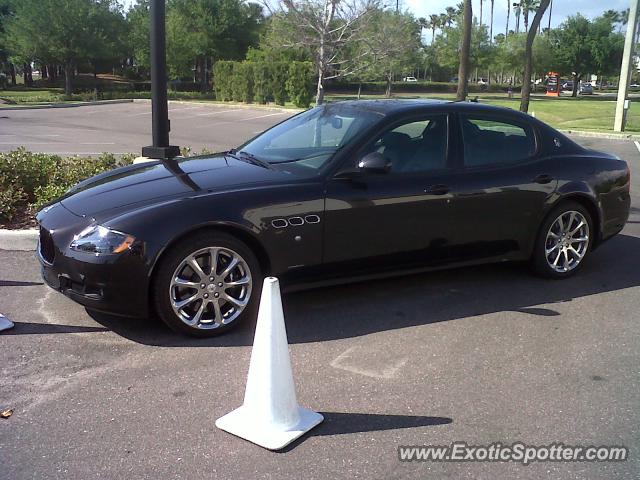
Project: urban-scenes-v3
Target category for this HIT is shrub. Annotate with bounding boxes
[270,62,289,106]
[232,62,254,103]
[286,62,314,108]
[213,61,235,101]
[0,149,136,222]
[253,62,271,104]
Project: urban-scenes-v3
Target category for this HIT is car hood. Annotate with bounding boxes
[59,154,293,218]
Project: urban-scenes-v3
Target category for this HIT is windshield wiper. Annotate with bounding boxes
[270,149,339,165]
[227,150,273,170]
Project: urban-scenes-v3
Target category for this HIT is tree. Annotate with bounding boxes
[456,0,472,100]
[429,13,440,42]
[7,0,127,95]
[550,14,624,97]
[520,0,550,112]
[167,0,263,89]
[445,7,456,27]
[489,0,495,41]
[356,10,421,97]
[505,0,510,36]
[127,0,151,72]
[265,0,379,105]
[521,0,540,33]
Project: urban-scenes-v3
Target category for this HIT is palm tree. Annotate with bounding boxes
[514,2,521,33]
[521,0,551,112]
[429,13,440,42]
[439,13,448,32]
[479,0,484,26]
[522,0,540,32]
[489,0,495,41]
[547,0,553,33]
[457,0,472,101]
[445,6,457,26]
[506,0,511,36]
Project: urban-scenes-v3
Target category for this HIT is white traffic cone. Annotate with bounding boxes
[215,277,323,450]
[0,313,14,332]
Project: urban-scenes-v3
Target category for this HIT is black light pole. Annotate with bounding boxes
[142,0,180,160]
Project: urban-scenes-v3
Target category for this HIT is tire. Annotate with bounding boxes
[152,231,262,337]
[531,201,594,279]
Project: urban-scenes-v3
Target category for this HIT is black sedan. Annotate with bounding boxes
[36,100,631,337]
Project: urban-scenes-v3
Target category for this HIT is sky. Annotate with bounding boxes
[405,0,630,38]
[120,0,630,38]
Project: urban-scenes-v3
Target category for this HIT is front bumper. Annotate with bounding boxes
[36,202,150,318]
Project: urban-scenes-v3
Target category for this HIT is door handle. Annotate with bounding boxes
[533,174,554,184]
[425,184,450,195]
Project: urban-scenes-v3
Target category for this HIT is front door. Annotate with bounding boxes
[323,114,458,273]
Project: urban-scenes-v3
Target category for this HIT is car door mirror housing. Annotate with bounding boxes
[358,152,391,174]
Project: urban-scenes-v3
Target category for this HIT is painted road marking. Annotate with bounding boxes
[634,140,640,154]
[330,345,409,379]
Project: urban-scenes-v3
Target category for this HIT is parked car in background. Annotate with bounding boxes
[562,81,574,91]
[579,83,593,95]
[403,76,418,82]
[477,78,488,85]
[36,100,631,337]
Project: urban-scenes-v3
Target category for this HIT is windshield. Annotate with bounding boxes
[238,104,382,171]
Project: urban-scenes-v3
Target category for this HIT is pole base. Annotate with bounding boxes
[216,406,323,450]
[142,145,181,160]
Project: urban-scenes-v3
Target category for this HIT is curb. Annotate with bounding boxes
[134,98,304,114]
[560,129,640,141]
[0,99,134,111]
[0,229,38,251]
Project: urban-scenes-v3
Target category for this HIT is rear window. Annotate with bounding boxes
[460,116,536,167]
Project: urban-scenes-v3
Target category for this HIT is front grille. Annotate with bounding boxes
[39,226,55,264]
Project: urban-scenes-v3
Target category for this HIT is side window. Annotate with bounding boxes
[362,115,448,173]
[461,117,536,167]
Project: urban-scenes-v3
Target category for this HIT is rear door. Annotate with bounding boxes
[442,113,558,260]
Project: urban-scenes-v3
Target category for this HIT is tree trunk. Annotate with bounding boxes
[385,73,392,98]
[315,67,325,105]
[506,0,510,36]
[456,0,473,101]
[572,74,580,97]
[42,65,48,79]
[9,63,16,86]
[520,0,551,113]
[64,62,74,96]
[357,83,362,100]
[49,65,56,82]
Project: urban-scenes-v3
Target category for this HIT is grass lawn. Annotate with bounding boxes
[325,92,640,133]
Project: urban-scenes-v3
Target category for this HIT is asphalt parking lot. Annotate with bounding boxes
[1,105,639,479]
[0,101,294,155]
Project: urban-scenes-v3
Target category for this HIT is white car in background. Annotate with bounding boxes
[403,76,418,82]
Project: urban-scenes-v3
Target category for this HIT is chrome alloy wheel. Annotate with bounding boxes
[545,210,590,273]
[169,247,252,329]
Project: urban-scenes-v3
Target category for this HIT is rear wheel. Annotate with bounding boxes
[531,201,593,279]
[153,232,262,337]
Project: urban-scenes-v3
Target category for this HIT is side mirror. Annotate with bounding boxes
[358,152,391,174]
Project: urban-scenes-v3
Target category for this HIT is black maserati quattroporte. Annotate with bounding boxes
[37,100,630,337]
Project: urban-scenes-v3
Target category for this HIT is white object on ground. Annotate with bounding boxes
[0,313,14,332]
[215,277,323,450]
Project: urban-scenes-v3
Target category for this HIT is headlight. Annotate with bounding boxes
[69,225,135,255]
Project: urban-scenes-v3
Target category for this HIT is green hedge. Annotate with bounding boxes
[213,60,314,108]
[286,62,314,108]
[0,148,135,223]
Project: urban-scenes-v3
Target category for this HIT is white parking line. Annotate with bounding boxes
[634,140,640,154]
[194,109,241,117]
[195,111,289,128]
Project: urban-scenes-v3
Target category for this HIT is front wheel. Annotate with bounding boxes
[531,202,593,279]
[152,232,262,337]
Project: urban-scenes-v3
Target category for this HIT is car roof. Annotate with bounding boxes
[328,99,531,120]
